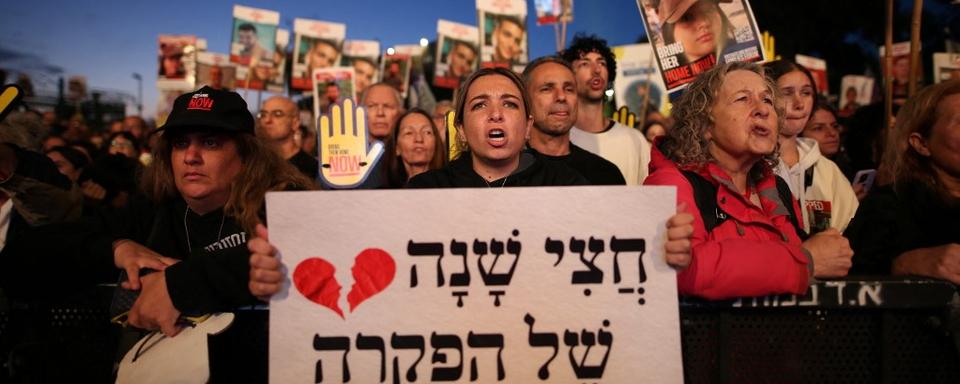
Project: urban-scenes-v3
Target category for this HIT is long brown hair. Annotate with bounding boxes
[384,109,447,186]
[142,131,316,233]
[879,79,960,199]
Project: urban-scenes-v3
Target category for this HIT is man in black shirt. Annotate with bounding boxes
[256,96,318,179]
[521,56,626,185]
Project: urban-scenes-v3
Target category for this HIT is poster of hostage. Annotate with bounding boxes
[636,0,764,92]
[292,18,347,90]
[312,67,356,122]
[434,20,480,90]
[157,34,197,90]
[235,28,289,93]
[266,187,684,383]
[229,5,279,67]
[477,0,528,71]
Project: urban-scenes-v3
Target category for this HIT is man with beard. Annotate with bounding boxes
[522,56,625,185]
[562,34,651,185]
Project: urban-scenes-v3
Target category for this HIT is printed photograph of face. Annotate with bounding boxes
[315,76,352,104]
[302,37,341,75]
[197,63,236,90]
[659,0,732,64]
[314,72,354,115]
[159,43,186,79]
[444,38,478,79]
[349,58,378,94]
[232,20,276,63]
[486,14,526,63]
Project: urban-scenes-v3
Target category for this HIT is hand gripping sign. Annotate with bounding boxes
[318,98,384,188]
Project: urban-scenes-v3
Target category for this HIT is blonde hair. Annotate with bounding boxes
[660,61,784,170]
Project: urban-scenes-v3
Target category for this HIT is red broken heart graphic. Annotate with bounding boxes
[293,248,396,319]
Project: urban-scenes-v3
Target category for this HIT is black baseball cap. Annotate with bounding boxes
[154,86,254,136]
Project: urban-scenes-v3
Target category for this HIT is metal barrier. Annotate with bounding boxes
[679,278,960,383]
[1,278,957,383]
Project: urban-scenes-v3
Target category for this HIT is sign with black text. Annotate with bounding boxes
[266,187,683,382]
[636,0,764,92]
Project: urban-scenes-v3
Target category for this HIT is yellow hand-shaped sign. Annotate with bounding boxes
[318,98,384,188]
[0,85,23,123]
[761,31,781,63]
[612,106,636,128]
[445,110,462,161]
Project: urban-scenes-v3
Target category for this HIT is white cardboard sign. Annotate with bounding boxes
[267,187,683,383]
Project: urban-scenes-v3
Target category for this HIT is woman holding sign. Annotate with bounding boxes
[407,67,586,187]
[250,67,697,298]
[644,62,853,300]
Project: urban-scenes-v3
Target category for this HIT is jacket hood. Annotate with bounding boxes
[795,137,823,170]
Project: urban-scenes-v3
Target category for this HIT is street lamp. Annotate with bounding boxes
[132,72,142,116]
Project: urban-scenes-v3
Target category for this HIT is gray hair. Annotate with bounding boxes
[0,111,49,151]
[660,61,784,168]
[360,82,404,109]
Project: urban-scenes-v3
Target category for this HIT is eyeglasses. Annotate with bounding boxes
[257,110,293,120]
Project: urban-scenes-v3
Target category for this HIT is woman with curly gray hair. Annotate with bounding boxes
[644,61,853,300]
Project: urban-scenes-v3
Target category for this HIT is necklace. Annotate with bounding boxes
[184,205,226,253]
[482,175,508,188]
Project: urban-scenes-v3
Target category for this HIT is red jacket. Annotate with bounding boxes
[644,144,811,299]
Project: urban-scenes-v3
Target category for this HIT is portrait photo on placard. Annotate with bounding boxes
[312,67,356,119]
[636,0,764,92]
[230,19,277,66]
[435,37,479,89]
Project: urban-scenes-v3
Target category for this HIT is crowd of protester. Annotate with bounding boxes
[1,28,959,379]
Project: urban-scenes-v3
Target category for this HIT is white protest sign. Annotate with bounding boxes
[267,187,683,383]
[613,43,668,115]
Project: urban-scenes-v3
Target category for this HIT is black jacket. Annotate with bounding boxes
[846,182,960,275]
[407,151,588,188]
[527,144,626,186]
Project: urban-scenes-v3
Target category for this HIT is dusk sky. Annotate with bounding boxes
[0,0,648,119]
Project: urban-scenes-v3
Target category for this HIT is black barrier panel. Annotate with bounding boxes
[1,279,957,383]
[0,285,119,383]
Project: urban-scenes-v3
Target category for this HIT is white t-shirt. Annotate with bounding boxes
[569,121,651,185]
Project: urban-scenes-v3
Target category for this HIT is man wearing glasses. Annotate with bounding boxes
[257,96,318,179]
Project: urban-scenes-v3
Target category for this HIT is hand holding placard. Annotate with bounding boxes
[318,98,384,188]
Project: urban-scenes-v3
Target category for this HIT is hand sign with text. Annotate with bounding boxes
[318,98,384,188]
